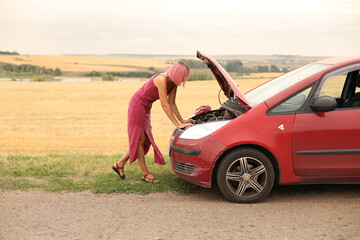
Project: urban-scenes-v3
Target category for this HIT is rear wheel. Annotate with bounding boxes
[217,148,275,203]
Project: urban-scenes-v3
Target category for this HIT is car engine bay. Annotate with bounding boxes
[191,98,247,124]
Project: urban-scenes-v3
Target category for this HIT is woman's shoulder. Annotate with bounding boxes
[154,73,167,79]
[153,73,167,86]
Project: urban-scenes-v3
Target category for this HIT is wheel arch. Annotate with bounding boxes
[211,144,281,186]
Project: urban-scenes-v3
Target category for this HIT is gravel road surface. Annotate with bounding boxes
[1,185,359,240]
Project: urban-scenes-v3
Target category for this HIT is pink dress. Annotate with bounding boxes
[127,74,172,165]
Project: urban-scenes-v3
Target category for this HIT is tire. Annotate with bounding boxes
[217,148,275,203]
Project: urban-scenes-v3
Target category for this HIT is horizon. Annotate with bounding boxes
[1,51,330,58]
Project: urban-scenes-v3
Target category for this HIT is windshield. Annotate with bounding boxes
[245,63,330,107]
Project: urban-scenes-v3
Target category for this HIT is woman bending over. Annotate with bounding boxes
[112,62,193,183]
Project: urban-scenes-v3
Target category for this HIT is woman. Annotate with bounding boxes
[112,62,193,183]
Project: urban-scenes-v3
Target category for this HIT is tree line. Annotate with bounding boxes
[84,68,214,81]
[237,65,288,75]
[84,59,286,82]
[0,51,20,55]
[224,61,288,74]
[178,59,208,69]
[0,63,61,76]
[0,58,285,82]
[84,70,154,78]
[179,58,287,74]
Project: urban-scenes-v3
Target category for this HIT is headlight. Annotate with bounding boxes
[179,120,231,140]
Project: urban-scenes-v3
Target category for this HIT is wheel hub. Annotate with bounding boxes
[242,173,251,182]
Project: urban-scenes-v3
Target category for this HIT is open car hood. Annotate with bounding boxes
[196,51,249,110]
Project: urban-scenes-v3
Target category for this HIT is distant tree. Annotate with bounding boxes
[54,68,61,76]
[102,74,114,81]
[224,60,243,72]
[257,65,269,72]
[179,59,207,69]
[148,66,156,72]
[105,71,154,78]
[270,65,280,72]
[84,71,102,77]
[0,63,57,75]
[0,51,19,55]
[237,66,256,75]
[187,71,214,81]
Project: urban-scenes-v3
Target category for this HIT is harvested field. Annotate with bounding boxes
[0,75,274,155]
[0,55,170,73]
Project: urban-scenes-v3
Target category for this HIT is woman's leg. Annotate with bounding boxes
[115,149,129,176]
[137,131,151,175]
[114,131,157,180]
[137,131,158,182]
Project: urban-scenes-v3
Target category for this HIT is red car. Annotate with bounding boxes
[169,51,360,203]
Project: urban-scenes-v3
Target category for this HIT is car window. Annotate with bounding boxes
[246,63,329,107]
[316,67,360,108]
[356,86,360,94]
[319,73,347,98]
[270,87,312,113]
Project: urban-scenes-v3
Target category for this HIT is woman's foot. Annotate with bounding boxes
[141,173,160,183]
[112,163,127,179]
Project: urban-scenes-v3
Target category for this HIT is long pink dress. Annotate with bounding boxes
[127,74,172,165]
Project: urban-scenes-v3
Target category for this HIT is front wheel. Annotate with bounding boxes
[217,148,275,203]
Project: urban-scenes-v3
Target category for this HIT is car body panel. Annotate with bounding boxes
[211,103,299,183]
[293,109,360,176]
[170,135,227,187]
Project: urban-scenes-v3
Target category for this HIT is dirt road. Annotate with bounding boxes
[1,185,359,240]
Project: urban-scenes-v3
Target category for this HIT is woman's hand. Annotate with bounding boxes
[182,119,195,124]
[177,122,193,129]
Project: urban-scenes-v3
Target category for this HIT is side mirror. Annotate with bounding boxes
[310,96,337,112]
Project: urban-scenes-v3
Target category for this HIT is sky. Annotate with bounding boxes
[1,0,360,56]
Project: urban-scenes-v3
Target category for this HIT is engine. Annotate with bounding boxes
[191,98,246,124]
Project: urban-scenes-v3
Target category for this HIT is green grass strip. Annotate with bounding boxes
[0,154,200,194]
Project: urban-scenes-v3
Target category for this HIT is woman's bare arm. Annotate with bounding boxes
[155,75,181,127]
[167,86,185,123]
[168,84,194,124]
[155,75,193,128]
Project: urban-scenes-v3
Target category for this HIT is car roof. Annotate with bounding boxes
[315,56,360,66]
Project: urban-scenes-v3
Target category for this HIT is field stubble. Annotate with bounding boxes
[0,74,275,155]
[0,55,170,73]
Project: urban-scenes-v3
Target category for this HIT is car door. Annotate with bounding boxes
[292,66,360,177]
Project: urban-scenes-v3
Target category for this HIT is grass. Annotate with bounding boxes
[0,154,200,194]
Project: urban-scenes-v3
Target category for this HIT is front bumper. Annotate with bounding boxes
[169,133,227,188]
